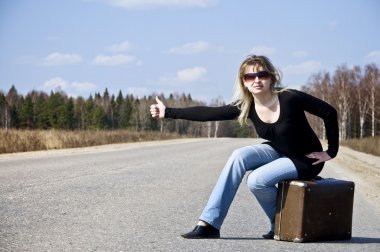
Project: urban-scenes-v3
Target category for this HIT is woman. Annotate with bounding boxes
[150,55,339,239]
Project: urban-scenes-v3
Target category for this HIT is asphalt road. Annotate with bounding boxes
[1,138,379,251]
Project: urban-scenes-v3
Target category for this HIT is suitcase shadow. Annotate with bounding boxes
[323,237,380,244]
[220,237,380,243]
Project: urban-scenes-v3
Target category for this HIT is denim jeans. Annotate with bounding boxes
[199,144,298,231]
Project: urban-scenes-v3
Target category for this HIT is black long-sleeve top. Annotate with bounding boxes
[165,89,339,179]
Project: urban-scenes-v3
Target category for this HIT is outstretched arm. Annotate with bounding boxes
[150,96,240,122]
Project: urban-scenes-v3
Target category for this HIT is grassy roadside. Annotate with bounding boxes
[1,129,379,156]
[0,129,184,154]
[340,136,380,157]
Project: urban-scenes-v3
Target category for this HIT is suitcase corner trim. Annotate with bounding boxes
[289,181,308,187]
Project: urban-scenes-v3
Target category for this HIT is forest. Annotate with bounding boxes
[1,63,379,140]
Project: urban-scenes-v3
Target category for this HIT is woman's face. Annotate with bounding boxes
[242,65,273,95]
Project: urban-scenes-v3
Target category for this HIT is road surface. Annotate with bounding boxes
[1,138,379,251]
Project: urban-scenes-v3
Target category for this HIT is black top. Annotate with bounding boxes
[165,89,339,179]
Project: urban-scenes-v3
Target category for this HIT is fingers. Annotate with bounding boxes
[150,104,160,118]
[306,151,332,165]
[312,160,323,165]
[306,152,321,159]
[150,96,166,118]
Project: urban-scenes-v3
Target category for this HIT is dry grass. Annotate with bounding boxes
[341,136,380,157]
[0,129,184,154]
[1,129,379,156]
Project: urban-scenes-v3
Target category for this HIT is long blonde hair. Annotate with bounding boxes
[232,55,285,125]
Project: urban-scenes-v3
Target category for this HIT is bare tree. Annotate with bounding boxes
[209,96,225,138]
[302,72,331,139]
[5,86,20,129]
[332,65,354,140]
[364,64,380,137]
[351,66,369,138]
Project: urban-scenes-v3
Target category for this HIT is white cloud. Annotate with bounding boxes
[105,0,218,9]
[283,61,323,75]
[71,81,97,91]
[365,50,380,63]
[250,46,276,56]
[44,77,69,90]
[43,77,97,94]
[107,41,132,52]
[177,67,207,82]
[166,41,211,54]
[160,66,207,83]
[42,53,83,66]
[92,54,138,66]
[292,50,309,58]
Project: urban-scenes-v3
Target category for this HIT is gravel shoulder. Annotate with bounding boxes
[327,144,380,211]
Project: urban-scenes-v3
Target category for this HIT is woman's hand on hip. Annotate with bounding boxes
[150,96,166,118]
[306,151,332,165]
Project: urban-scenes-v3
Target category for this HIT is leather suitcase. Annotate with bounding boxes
[274,178,355,242]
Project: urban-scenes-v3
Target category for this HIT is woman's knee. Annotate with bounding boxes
[229,145,266,163]
[228,147,250,165]
[246,172,267,193]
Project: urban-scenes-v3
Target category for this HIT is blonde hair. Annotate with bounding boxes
[232,55,285,125]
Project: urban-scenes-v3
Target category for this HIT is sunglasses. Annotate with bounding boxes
[243,71,271,82]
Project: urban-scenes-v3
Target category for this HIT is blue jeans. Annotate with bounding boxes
[199,144,298,231]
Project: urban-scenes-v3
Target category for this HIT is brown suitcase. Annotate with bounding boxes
[274,178,355,242]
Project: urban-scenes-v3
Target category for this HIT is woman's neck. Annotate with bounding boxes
[253,91,277,107]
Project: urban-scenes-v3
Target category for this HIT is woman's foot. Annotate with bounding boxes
[181,225,220,239]
[262,230,274,239]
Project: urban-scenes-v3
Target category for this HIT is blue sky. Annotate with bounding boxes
[0,0,379,103]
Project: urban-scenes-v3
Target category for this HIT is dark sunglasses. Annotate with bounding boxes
[243,71,271,82]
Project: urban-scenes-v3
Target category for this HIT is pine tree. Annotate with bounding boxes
[35,92,49,129]
[92,105,108,129]
[74,96,85,130]
[84,95,94,129]
[0,92,6,128]
[119,94,133,128]
[64,97,75,130]
[19,95,34,128]
[114,90,124,128]
[46,91,65,128]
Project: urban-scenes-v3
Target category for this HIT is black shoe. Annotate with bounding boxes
[181,225,220,239]
[262,231,274,239]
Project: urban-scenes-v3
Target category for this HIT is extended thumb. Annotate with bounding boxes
[155,96,162,104]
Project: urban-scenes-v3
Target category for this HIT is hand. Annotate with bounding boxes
[150,96,166,118]
[306,151,332,165]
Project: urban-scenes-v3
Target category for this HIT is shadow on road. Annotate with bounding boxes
[220,236,380,243]
[323,237,380,244]
[220,237,263,240]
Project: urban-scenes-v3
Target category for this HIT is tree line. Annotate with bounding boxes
[301,63,379,140]
[1,63,379,139]
[0,87,249,138]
